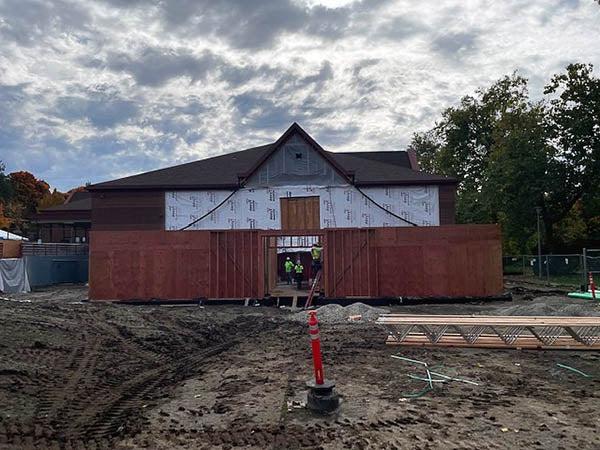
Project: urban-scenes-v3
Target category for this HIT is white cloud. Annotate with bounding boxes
[0,0,599,190]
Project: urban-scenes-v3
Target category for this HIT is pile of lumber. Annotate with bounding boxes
[376,314,600,350]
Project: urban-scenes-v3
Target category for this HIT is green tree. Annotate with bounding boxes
[0,161,12,204]
[408,64,600,253]
[543,63,600,249]
[0,161,13,229]
[409,74,549,252]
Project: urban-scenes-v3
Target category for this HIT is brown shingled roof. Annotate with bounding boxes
[88,123,455,190]
[41,191,91,211]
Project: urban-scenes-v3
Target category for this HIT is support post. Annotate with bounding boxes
[536,207,543,279]
[583,248,588,290]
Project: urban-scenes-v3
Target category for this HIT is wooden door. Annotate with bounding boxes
[280,196,320,230]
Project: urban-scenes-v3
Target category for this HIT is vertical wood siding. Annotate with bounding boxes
[90,225,502,301]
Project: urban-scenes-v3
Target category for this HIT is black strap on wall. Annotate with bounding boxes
[178,189,238,231]
[354,185,419,227]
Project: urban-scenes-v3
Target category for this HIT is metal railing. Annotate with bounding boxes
[21,243,89,256]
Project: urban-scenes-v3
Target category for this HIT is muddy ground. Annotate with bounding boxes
[1,285,600,449]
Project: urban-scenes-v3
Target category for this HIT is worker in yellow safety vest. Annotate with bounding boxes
[294,260,304,290]
[311,241,323,274]
[284,257,294,284]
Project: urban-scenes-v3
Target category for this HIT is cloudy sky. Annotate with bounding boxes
[1,0,599,190]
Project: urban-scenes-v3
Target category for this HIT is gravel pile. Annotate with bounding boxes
[492,296,600,317]
[290,302,390,324]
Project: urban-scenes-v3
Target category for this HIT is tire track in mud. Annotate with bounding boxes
[153,415,425,449]
[81,340,238,441]
[0,302,249,449]
[2,338,238,449]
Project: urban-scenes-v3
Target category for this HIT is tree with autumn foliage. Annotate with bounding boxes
[0,168,71,234]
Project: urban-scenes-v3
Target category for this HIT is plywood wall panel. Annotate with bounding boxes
[90,225,503,301]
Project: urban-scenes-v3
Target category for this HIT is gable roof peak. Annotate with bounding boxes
[239,122,353,184]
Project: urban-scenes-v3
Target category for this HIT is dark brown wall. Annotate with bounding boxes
[438,184,456,225]
[91,190,165,231]
[33,210,91,221]
[34,223,90,243]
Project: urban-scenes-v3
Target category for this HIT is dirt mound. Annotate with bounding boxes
[290,302,390,323]
[492,295,600,317]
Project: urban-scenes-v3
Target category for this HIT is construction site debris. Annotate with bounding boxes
[391,354,479,399]
[2,284,600,449]
[556,363,591,378]
[493,298,600,316]
[292,302,390,323]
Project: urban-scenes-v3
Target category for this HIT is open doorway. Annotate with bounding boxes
[263,234,323,298]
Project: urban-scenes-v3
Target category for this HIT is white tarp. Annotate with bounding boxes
[166,184,439,231]
[0,258,31,293]
[0,230,28,240]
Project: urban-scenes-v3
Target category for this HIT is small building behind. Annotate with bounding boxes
[30,191,91,243]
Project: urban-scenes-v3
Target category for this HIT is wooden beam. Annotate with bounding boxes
[377,314,600,350]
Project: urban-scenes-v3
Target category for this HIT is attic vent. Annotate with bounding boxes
[295,152,303,159]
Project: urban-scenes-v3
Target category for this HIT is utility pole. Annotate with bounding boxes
[535,207,542,279]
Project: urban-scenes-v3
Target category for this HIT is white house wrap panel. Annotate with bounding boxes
[165,184,439,230]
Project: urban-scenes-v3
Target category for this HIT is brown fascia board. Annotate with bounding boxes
[30,211,91,221]
[354,178,458,187]
[87,184,239,191]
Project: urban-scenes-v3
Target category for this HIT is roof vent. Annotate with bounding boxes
[295,152,303,159]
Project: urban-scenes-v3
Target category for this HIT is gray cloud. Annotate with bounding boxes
[0,0,90,46]
[105,48,220,87]
[99,0,378,49]
[300,61,334,87]
[159,0,308,49]
[233,92,295,130]
[0,0,599,191]
[53,92,139,128]
[431,31,480,58]
[375,16,427,41]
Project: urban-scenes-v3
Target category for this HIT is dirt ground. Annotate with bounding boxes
[2,284,600,449]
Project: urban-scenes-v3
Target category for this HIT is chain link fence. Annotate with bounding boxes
[503,253,593,288]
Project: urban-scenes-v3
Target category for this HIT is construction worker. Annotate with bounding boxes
[284,256,294,284]
[294,260,304,290]
[311,241,323,274]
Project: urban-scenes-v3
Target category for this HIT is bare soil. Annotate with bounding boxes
[1,285,600,449]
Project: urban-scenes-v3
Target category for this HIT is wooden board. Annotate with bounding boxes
[378,314,600,326]
[378,314,600,350]
[386,335,600,350]
[280,196,320,230]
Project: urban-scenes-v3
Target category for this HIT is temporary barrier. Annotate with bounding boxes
[308,311,325,385]
[89,224,503,301]
[25,255,89,288]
